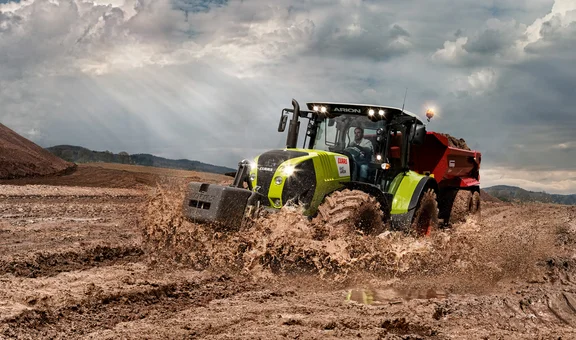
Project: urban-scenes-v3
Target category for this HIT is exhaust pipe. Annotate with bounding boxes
[232,159,253,190]
[286,99,300,149]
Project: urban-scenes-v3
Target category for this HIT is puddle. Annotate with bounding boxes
[346,287,448,305]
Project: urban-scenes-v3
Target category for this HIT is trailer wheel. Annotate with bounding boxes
[470,191,481,220]
[313,189,385,238]
[450,189,473,225]
[411,188,439,236]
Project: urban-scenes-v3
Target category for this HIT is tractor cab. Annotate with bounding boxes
[278,100,427,190]
[311,114,383,182]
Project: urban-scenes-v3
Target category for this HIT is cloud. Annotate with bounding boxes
[463,19,525,55]
[0,0,575,194]
[433,0,576,66]
[431,37,468,64]
[551,142,576,151]
[520,0,576,50]
[309,20,413,61]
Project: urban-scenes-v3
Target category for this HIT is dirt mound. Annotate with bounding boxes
[0,164,158,189]
[0,163,231,190]
[439,133,471,150]
[0,123,76,179]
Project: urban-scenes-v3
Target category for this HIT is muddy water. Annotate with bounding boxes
[142,180,559,298]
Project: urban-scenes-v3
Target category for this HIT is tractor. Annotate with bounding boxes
[182,99,482,235]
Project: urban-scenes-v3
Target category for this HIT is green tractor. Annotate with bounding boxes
[183,99,482,235]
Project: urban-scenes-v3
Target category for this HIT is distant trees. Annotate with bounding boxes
[118,151,130,164]
[45,145,235,174]
[485,185,576,206]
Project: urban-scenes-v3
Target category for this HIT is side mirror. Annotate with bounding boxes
[328,118,335,127]
[278,113,288,132]
[412,124,426,145]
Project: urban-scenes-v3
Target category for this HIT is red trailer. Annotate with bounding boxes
[410,131,482,224]
[411,132,481,188]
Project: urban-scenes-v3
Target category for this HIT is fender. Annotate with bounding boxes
[389,171,438,229]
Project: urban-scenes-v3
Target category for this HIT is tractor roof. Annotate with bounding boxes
[306,102,423,124]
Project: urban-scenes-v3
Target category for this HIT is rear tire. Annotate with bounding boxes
[313,189,385,238]
[411,188,439,236]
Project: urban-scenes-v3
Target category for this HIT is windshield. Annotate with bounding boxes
[312,114,386,152]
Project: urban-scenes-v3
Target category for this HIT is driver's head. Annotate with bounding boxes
[354,127,364,142]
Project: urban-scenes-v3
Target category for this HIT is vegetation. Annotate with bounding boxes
[46,145,235,175]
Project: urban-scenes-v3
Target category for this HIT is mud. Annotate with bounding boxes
[1,163,576,339]
[439,133,471,151]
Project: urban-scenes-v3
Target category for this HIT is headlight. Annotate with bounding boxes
[249,173,256,181]
[282,165,295,176]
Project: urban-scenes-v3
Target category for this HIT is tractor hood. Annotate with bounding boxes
[256,149,309,173]
[250,148,351,212]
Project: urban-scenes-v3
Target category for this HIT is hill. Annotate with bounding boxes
[484,185,576,205]
[0,123,76,179]
[46,145,235,174]
[479,189,501,203]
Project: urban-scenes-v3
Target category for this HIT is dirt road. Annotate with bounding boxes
[1,164,575,339]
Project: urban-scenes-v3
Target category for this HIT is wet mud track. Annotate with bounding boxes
[0,186,145,278]
[1,168,576,339]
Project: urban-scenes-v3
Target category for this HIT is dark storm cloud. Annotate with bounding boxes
[390,24,410,39]
[463,25,523,54]
[525,20,576,54]
[309,20,412,61]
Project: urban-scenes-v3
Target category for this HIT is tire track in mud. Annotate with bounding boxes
[1,275,258,339]
[0,201,143,220]
[0,244,144,277]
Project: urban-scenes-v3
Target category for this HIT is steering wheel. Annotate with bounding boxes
[344,146,370,164]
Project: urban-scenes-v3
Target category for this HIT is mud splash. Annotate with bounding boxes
[141,180,435,281]
[141,180,559,290]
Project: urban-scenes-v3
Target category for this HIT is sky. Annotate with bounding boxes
[0,0,575,194]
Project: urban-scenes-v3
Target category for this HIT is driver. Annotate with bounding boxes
[348,127,374,181]
[349,127,374,159]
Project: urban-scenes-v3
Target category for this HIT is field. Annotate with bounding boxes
[1,163,575,339]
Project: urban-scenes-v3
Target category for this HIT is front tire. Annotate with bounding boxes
[313,189,385,238]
